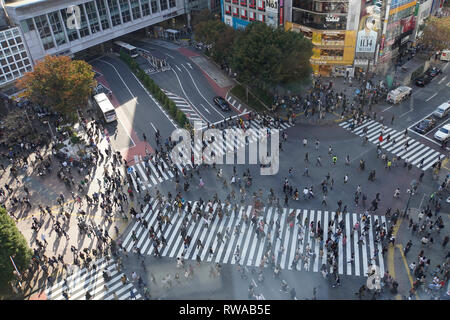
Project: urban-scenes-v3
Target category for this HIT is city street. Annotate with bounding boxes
[2,39,448,301]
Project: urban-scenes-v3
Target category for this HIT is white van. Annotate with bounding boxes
[387,86,412,104]
[433,101,450,118]
[440,50,450,62]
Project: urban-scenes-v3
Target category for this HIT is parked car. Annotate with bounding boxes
[415,75,432,87]
[426,67,442,77]
[434,124,450,141]
[213,96,231,111]
[414,117,436,134]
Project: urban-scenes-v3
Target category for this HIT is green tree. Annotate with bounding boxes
[191,9,215,32]
[0,207,32,294]
[194,20,238,64]
[17,55,96,123]
[231,22,312,91]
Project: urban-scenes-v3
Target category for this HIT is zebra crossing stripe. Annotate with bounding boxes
[345,213,352,275]
[240,208,257,265]
[254,207,271,267]
[352,213,360,276]
[423,154,444,171]
[397,141,420,157]
[216,206,236,263]
[231,208,250,265]
[360,214,369,277]
[223,207,244,264]
[338,214,344,275]
[122,204,385,277]
[322,211,329,272]
[288,209,299,270]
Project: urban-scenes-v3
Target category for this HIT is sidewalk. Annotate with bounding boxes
[1,124,130,299]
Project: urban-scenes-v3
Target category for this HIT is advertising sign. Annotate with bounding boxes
[266,0,278,14]
[278,0,284,26]
[401,15,416,33]
[355,4,380,53]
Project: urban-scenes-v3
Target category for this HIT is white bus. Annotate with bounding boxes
[113,41,139,58]
[93,93,117,123]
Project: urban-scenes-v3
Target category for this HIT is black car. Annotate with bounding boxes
[425,67,442,77]
[213,96,231,111]
[415,75,432,86]
[414,117,436,134]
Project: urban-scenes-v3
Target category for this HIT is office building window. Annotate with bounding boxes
[34,15,55,50]
[60,9,79,41]
[119,0,131,23]
[151,0,158,13]
[85,1,101,33]
[79,7,90,37]
[108,0,122,26]
[169,0,176,8]
[141,0,150,15]
[96,0,111,30]
[48,11,67,45]
[160,0,168,11]
[130,0,141,19]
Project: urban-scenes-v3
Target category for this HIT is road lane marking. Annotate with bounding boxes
[181,64,226,119]
[165,53,175,59]
[150,122,157,132]
[425,93,437,101]
[200,103,211,114]
[382,105,393,112]
[399,109,413,118]
[176,65,181,71]
[438,76,447,84]
[396,244,420,300]
[170,68,210,123]
[186,63,193,70]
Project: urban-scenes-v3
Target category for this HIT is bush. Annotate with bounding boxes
[119,52,189,128]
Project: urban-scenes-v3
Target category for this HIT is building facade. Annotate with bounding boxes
[221,0,285,29]
[378,0,417,67]
[3,0,187,63]
[285,0,361,77]
[0,26,33,86]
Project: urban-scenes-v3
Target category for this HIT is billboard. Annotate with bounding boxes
[355,3,381,53]
[266,0,278,15]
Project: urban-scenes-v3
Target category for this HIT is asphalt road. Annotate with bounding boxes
[127,39,235,124]
[86,48,448,300]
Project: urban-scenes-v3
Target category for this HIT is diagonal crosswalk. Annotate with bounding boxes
[162,89,207,127]
[339,119,445,170]
[45,257,142,300]
[121,200,386,278]
[128,117,292,192]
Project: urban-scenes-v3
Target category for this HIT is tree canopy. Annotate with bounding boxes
[194,20,238,64]
[419,16,450,51]
[231,22,312,89]
[17,55,96,123]
[0,207,32,294]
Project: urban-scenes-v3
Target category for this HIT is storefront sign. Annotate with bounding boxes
[278,0,284,26]
[266,0,278,14]
[326,15,340,22]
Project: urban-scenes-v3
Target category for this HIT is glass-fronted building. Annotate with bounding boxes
[3,0,186,62]
[286,0,361,76]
